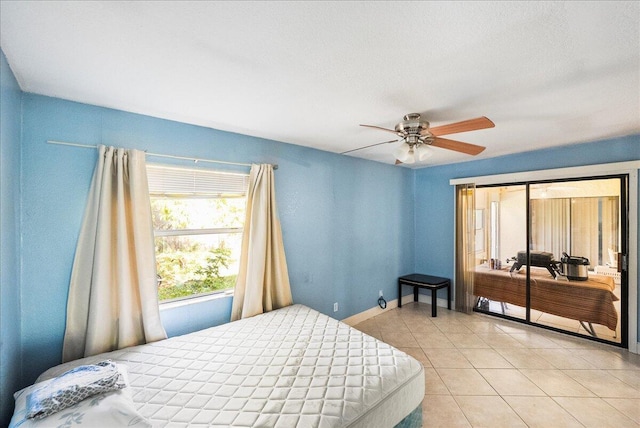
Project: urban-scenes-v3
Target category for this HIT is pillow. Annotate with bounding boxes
[9,364,151,428]
[26,360,123,420]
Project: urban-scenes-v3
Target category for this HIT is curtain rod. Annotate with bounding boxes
[46,140,278,169]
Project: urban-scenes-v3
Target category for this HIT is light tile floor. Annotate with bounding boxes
[352,302,640,427]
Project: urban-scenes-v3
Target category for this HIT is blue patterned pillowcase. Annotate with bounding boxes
[9,363,151,428]
[25,360,124,420]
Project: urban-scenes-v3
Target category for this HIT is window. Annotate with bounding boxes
[147,164,248,302]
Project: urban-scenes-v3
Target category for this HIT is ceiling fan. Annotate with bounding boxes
[343,113,494,164]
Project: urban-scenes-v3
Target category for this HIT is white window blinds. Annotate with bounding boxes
[147,164,249,197]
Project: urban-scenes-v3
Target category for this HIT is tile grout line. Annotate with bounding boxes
[362,302,640,427]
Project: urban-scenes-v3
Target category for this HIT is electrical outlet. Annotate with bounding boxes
[333,302,338,312]
[379,290,383,297]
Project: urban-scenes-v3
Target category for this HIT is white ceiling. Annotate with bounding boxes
[1,1,639,167]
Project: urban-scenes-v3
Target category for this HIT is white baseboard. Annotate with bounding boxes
[341,294,450,326]
[341,298,399,326]
[412,293,451,309]
[341,296,640,356]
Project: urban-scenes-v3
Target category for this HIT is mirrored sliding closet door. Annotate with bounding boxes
[471,176,628,347]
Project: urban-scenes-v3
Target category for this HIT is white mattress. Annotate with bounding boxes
[39,304,424,427]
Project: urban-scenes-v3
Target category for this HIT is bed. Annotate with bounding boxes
[473,265,618,334]
[12,304,425,427]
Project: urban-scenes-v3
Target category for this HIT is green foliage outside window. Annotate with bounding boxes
[155,246,236,301]
[151,197,244,302]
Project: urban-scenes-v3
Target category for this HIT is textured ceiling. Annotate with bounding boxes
[1,1,638,167]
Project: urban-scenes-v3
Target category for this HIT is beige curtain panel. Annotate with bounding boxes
[231,164,293,321]
[455,183,476,313]
[62,145,167,363]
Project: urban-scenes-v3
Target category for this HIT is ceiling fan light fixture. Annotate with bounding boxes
[415,144,432,161]
[358,113,491,165]
[393,142,413,163]
[404,152,416,164]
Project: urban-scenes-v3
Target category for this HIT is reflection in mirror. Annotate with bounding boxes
[473,185,526,321]
[469,178,623,345]
[490,201,499,260]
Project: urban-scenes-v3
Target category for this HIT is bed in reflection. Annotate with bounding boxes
[473,265,618,336]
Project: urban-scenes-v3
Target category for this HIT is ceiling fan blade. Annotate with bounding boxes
[428,117,495,137]
[341,139,398,155]
[360,124,403,136]
[431,137,486,155]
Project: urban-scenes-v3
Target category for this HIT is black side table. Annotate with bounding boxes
[398,274,451,317]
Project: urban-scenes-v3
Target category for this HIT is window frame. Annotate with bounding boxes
[147,163,249,304]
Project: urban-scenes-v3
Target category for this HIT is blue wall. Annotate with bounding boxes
[414,138,640,340]
[2,43,639,427]
[0,51,22,425]
[0,51,23,424]
[18,93,415,389]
